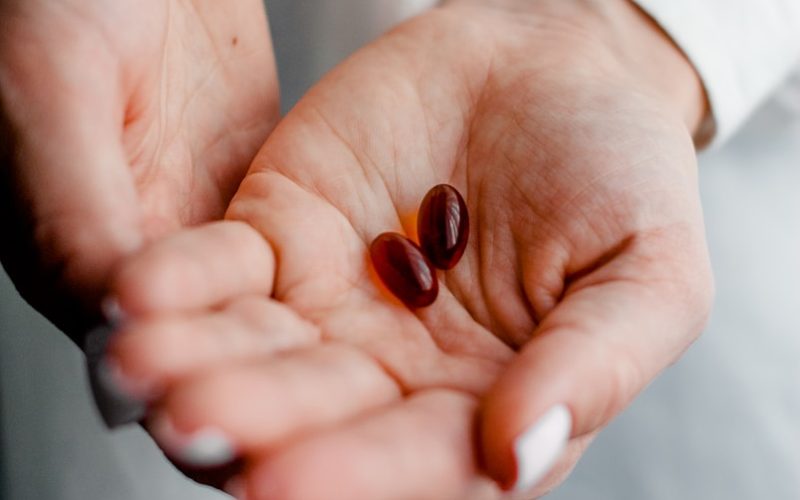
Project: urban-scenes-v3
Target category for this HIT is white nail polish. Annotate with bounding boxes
[97,358,157,401]
[151,413,236,467]
[88,326,147,428]
[512,404,572,493]
[101,296,128,326]
[180,428,236,466]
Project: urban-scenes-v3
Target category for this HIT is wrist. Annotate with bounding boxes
[444,0,711,142]
[596,0,710,142]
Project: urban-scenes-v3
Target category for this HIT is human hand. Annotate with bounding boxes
[105,0,714,498]
[0,0,279,338]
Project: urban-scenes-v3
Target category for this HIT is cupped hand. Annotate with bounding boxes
[106,1,714,498]
[0,0,279,337]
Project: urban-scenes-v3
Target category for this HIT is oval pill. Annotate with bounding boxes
[417,184,469,270]
[369,232,438,308]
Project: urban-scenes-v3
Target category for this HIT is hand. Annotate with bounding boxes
[106,0,713,498]
[0,0,279,338]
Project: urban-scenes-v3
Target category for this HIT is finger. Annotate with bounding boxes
[108,221,275,316]
[149,344,401,466]
[227,170,372,314]
[481,241,713,493]
[0,34,140,333]
[500,432,598,500]
[104,295,321,398]
[522,432,597,499]
[242,390,495,500]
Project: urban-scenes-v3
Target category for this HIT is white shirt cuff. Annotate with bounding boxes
[633,0,800,147]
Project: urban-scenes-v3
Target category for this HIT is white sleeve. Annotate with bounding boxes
[632,0,800,146]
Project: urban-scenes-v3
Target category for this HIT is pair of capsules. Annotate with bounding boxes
[370,184,469,308]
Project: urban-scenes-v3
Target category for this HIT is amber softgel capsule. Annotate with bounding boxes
[417,184,469,270]
[369,232,438,308]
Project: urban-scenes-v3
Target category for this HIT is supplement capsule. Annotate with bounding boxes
[369,232,438,308]
[417,184,469,270]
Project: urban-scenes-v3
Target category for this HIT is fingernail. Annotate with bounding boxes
[512,404,572,493]
[84,324,147,429]
[151,412,236,467]
[224,476,249,500]
[101,295,129,326]
[97,357,158,401]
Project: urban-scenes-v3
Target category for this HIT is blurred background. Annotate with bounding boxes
[1,1,798,498]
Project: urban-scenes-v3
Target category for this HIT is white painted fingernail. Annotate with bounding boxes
[512,404,572,493]
[101,296,129,326]
[224,476,249,500]
[97,358,158,401]
[88,326,147,428]
[180,428,236,466]
[151,412,236,467]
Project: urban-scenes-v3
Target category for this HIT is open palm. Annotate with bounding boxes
[0,0,278,336]
[108,2,713,499]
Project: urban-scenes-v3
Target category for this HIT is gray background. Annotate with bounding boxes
[2,1,799,499]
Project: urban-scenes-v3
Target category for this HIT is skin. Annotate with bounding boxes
[106,0,712,498]
[0,0,279,338]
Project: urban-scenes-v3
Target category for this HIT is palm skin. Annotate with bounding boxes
[0,0,278,337]
[107,1,714,499]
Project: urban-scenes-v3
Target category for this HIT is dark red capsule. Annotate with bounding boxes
[369,232,438,308]
[417,184,469,270]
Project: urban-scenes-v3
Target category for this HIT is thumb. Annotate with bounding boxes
[480,245,713,494]
[0,42,141,339]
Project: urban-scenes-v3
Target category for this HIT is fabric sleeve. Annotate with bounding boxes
[632,0,800,147]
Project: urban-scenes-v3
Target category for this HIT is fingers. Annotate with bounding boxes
[109,221,275,316]
[150,344,401,466]
[105,295,321,397]
[481,240,713,492]
[241,390,493,500]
